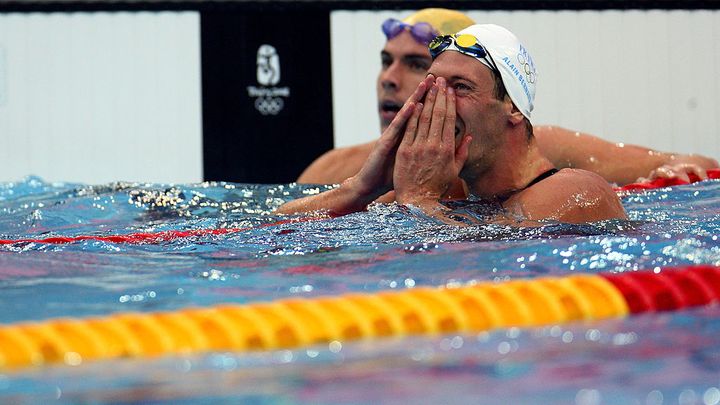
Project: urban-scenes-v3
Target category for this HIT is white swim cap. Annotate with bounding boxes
[432,24,537,119]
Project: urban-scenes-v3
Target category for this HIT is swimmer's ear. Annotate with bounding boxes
[508,101,524,126]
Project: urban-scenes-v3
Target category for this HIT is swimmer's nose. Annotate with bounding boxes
[381,80,398,92]
[379,63,401,92]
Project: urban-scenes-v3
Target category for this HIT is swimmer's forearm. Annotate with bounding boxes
[607,150,718,185]
[536,126,718,185]
[614,149,718,184]
[275,176,386,216]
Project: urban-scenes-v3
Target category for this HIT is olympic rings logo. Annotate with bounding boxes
[517,53,536,84]
[254,96,284,115]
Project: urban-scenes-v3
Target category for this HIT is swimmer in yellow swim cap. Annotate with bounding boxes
[377,9,475,131]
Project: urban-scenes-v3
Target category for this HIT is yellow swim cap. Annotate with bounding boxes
[402,8,475,36]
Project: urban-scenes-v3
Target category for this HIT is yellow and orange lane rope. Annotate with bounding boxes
[1,265,718,370]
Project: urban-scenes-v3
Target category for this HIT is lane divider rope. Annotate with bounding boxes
[614,168,720,192]
[1,265,717,370]
[0,217,323,246]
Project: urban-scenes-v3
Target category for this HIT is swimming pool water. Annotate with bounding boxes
[1,176,720,404]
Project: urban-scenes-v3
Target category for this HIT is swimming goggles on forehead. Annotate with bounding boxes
[382,18,438,45]
[429,34,498,70]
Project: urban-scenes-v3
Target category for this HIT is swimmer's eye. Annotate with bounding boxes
[452,82,473,94]
[407,59,430,72]
[380,53,392,69]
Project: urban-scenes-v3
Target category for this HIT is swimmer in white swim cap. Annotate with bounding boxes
[296,9,716,189]
[281,23,628,224]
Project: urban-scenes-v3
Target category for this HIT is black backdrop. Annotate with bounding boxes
[201,11,334,183]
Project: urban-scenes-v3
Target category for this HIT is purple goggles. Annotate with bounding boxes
[381,18,438,45]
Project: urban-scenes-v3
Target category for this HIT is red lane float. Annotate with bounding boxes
[614,168,720,192]
[600,265,720,313]
[0,217,323,246]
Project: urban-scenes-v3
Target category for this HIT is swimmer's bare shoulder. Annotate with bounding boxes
[503,168,627,224]
[297,141,376,184]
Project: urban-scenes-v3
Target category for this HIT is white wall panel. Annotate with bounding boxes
[331,10,720,161]
[0,11,202,184]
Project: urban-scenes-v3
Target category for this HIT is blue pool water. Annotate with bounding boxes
[1,176,720,404]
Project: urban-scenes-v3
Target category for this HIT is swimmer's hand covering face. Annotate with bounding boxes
[419,75,462,139]
[347,76,436,202]
[416,74,436,104]
[274,77,435,216]
[393,76,472,215]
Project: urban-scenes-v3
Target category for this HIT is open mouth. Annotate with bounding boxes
[379,101,402,125]
[380,101,402,114]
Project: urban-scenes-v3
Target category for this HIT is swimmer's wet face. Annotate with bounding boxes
[428,34,502,143]
[377,30,433,132]
[428,51,514,181]
[430,25,536,142]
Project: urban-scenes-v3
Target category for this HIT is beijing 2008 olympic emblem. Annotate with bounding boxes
[247,44,290,115]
